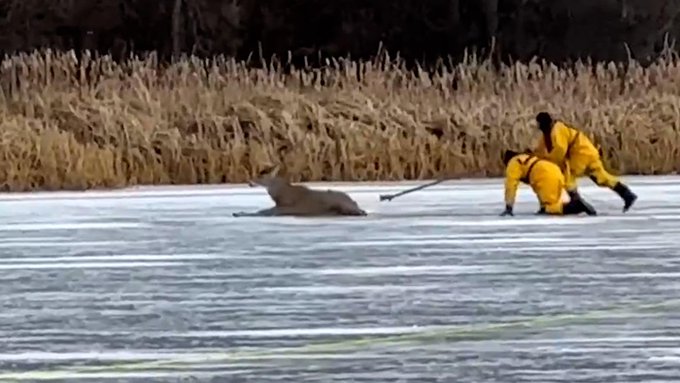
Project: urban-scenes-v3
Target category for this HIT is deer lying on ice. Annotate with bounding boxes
[232,165,368,217]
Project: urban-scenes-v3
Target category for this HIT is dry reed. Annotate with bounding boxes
[0,49,678,192]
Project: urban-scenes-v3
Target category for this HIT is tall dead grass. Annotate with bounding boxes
[0,49,678,191]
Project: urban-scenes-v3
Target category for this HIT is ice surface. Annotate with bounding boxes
[0,175,680,382]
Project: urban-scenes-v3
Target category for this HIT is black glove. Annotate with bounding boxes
[500,205,513,216]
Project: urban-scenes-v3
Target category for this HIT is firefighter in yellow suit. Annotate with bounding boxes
[531,112,637,212]
[500,150,597,216]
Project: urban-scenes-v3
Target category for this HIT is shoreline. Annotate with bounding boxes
[0,51,678,192]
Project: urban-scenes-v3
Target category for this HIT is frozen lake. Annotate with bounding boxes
[1,176,680,382]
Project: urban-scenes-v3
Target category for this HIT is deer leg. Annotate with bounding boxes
[233,207,279,217]
[331,203,367,216]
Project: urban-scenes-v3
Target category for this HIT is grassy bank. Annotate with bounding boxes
[0,50,678,192]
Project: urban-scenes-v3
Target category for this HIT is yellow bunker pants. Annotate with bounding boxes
[530,162,566,215]
[564,154,619,191]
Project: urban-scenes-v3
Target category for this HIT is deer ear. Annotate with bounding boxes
[270,164,281,176]
[258,164,280,177]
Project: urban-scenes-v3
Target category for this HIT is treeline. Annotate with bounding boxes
[0,0,678,66]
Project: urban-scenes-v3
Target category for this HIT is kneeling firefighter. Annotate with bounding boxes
[531,112,637,212]
[500,150,597,217]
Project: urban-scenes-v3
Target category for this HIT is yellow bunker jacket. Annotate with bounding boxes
[533,121,600,166]
[504,153,564,207]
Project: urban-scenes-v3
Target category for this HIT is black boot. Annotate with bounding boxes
[567,189,582,201]
[579,198,598,216]
[568,189,597,215]
[613,182,637,213]
[563,198,597,216]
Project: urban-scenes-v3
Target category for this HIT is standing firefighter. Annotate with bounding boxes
[532,112,637,212]
[500,150,597,217]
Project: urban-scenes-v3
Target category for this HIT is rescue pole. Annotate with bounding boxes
[379,178,448,201]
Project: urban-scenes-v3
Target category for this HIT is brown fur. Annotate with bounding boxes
[233,165,367,217]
